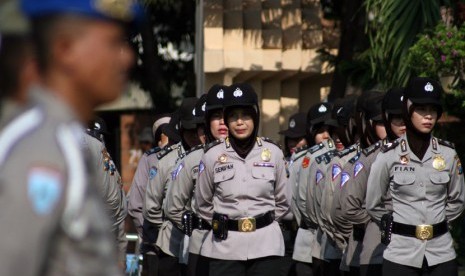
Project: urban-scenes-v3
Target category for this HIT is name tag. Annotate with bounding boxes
[253,162,275,168]
[215,164,234,173]
[393,166,415,172]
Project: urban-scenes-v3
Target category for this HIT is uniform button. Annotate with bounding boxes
[420,182,424,187]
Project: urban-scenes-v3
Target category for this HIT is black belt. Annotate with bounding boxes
[227,211,275,232]
[392,221,448,240]
[300,220,318,230]
[195,216,212,231]
[280,219,298,232]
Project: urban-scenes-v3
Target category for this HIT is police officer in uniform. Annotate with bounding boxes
[293,102,336,276]
[128,114,177,276]
[338,88,404,276]
[195,83,289,276]
[144,97,200,276]
[0,0,143,274]
[279,112,308,276]
[165,84,229,276]
[367,77,465,275]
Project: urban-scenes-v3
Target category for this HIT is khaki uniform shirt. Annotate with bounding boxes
[366,135,465,268]
[128,148,160,237]
[0,88,120,275]
[143,143,184,247]
[164,145,207,255]
[288,146,308,226]
[196,138,289,260]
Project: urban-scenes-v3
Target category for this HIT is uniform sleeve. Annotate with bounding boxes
[102,165,127,235]
[289,160,303,224]
[164,157,195,229]
[366,152,391,222]
[303,162,317,225]
[341,160,371,225]
[127,154,150,236]
[446,153,465,221]
[143,159,171,227]
[331,175,353,243]
[273,149,290,221]
[195,154,215,223]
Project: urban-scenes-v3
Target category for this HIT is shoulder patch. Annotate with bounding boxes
[438,138,455,149]
[332,164,342,180]
[354,161,364,177]
[340,172,350,188]
[149,166,158,180]
[294,144,309,154]
[381,140,400,153]
[316,169,324,185]
[363,142,381,156]
[204,140,222,153]
[146,146,161,156]
[186,144,204,156]
[28,167,63,215]
[260,137,281,149]
[156,146,174,160]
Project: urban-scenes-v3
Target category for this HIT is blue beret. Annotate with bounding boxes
[20,0,144,24]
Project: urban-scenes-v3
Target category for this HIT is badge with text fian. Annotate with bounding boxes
[432,155,446,171]
[261,148,271,162]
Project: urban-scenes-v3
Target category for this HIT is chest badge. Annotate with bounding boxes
[261,148,272,162]
[400,154,409,165]
[432,155,446,171]
[218,154,228,163]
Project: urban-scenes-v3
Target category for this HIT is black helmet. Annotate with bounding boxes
[404,77,443,118]
[206,84,227,111]
[224,83,258,108]
[193,94,207,125]
[179,97,199,130]
[362,92,385,145]
[279,112,306,138]
[382,87,404,140]
[306,102,336,145]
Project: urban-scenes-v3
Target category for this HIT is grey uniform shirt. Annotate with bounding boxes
[366,135,465,268]
[288,146,308,226]
[143,143,184,245]
[164,145,206,254]
[128,148,160,237]
[0,88,121,275]
[196,138,289,260]
[292,140,333,263]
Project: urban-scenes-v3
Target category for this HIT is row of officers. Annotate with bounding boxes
[128,77,465,276]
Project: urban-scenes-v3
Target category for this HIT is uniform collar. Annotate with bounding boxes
[397,133,439,163]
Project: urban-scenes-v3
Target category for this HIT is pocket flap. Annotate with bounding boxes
[430,172,450,185]
[392,172,415,185]
[252,166,275,181]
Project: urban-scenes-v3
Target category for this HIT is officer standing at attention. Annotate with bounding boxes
[195,83,289,276]
[144,97,200,276]
[0,0,143,274]
[165,84,229,276]
[279,112,308,276]
[337,88,404,276]
[292,102,335,276]
[367,77,465,275]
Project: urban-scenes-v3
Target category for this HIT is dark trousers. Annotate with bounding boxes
[186,253,209,276]
[359,264,381,276]
[312,258,326,276]
[158,251,185,276]
[142,254,159,276]
[209,256,283,276]
[295,261,313,276]
[348,266,360,276]
[383,258,458,276]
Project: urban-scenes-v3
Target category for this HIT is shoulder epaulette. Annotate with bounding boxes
[316,150,336,165]
[85,129,103,143]
[294,144,309,154]
[381,140,400,153]
[260,137,281,148]
[204,139,222,153]
[309,143,324,154]
[349,152,361,164]
[337,144,359,158]
[145,146,161,156]
[157,145,175,160]
[186,144,205,156]
[438,138,455,149]
[363,141,381,156]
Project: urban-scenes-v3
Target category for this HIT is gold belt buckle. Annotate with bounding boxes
[416,224,433,240]
[238,217,256,232]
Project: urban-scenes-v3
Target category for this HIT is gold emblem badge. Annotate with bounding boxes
[261,148,271,162]
[218,154,228,163]
[238,218,256,232]
[94,0,133,21]
[432,155,446,171]
[400,155,409,165]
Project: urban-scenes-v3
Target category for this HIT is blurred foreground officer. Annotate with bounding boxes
[367,77,465,275]
[0,0,142,274]
[196,83,289,276]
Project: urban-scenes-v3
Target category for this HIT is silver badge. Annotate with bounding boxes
[233,88,243,97]
[337,107,343,114]
[289,119,296,128]
[192,108,196,116]
[217,89,224,99]
[318,104,327,113]
[202,102,206,111]
[424,82,434,92]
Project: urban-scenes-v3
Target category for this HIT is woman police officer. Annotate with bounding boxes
[366,77,465,275]
[195,83,289,276]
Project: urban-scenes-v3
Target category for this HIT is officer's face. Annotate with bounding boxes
[209,109,228,140]
[374,122,387,140]
[158,133,169,148]
[411,105,438,134]
[67,19,134,107]
[314,126,330,144]
[287,137,307,154]
[227,107,254,140]
[390,115,406,137]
